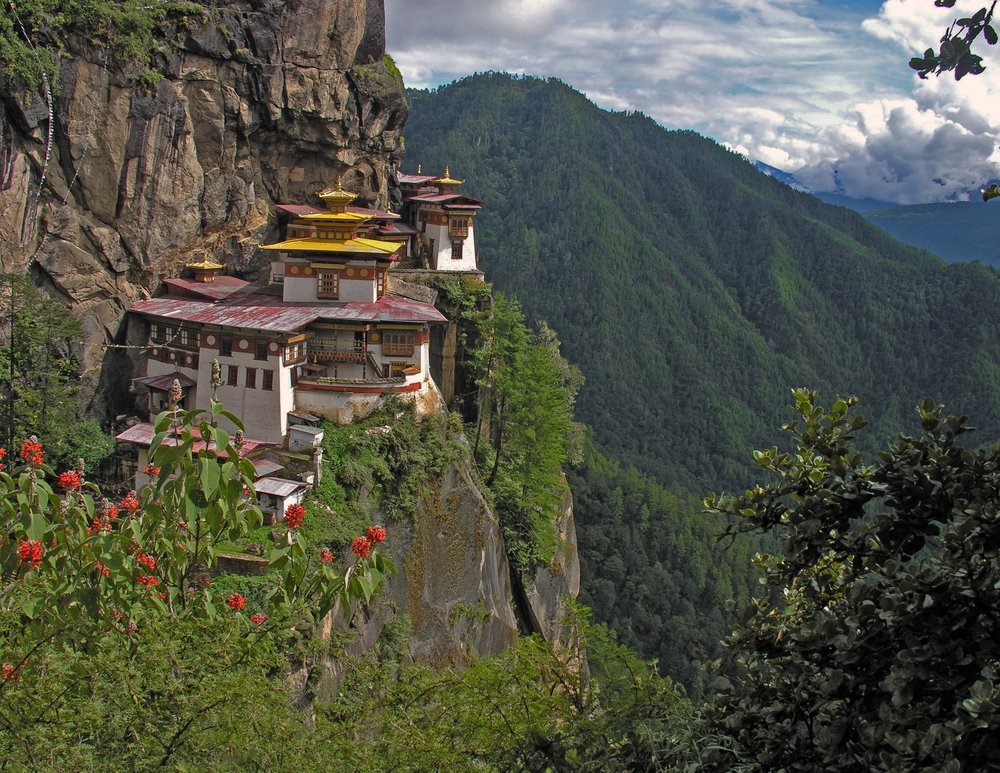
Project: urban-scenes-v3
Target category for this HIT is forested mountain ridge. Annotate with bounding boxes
[403,73,1000,493]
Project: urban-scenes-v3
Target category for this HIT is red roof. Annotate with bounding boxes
[375,222,419,237]
[163,276,249,301]
[407,193,483,209]
[397,173,437,185]
[131,291,446,332]
[276,204,322,216]
[116,422,273,456]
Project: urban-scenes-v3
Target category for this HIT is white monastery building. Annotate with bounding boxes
[116,167,482,508]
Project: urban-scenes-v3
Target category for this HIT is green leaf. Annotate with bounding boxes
[26,510,47,541]
[200,458,221,498]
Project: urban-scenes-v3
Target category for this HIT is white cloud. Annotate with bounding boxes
[386,0,1000,203]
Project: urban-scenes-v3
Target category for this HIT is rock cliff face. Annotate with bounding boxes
[519,476,582,654]
[0,0,406,407]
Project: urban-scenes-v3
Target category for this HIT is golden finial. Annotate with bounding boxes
[444,165,450,178]
[416,163,422,174]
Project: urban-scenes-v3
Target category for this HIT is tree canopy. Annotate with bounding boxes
[705,390,1000,770]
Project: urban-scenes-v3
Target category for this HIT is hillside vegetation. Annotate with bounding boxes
[402,72,1000,684]
[403,73,1000,493]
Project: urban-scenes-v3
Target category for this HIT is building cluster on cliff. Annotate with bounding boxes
[116,168,483,520]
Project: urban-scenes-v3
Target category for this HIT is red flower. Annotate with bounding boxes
[19,437,43,466]
[95,560,110,578]
[320,548,333,564]
[137,574,158,588]
[1,663,20,682]
[250,613,267,625]
[0,446,6,471]
[87,517,111,536]
[58,470,81,490]
[351,536,371,559]
[227,593,245,611]
[120,491,140,513]
[104,503,119,520]
[137,553,156,571]
[143,464,161,477]
[284,503,306,531]
[366,525,386,544]
[17,539,43,569]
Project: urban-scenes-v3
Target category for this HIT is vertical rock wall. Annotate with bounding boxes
[0,0,406,411]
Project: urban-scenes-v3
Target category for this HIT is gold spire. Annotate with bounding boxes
[318,176,358,213]
[416,163,422,174]
[434,166,463,187]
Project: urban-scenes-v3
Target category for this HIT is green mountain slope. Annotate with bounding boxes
[403,74,1000,492]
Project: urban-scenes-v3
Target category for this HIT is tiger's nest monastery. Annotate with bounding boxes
[116,168,483,495]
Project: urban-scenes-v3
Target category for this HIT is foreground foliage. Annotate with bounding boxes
[0,397,390,766]
[705,390,1000,771]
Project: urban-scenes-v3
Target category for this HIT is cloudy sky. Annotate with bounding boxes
[384,0,1000,204]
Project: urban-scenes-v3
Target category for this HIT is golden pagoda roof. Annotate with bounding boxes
[433,166,463,186]
[318,177,357,205]
[259,236,401,255]
[186,259,225,271]
[300,211,371,224]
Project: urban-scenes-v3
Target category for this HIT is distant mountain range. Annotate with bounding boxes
[755,162,1000,267]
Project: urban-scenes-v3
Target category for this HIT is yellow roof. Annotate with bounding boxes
[300,211,370,224]
[260,237,401,255]
[186,259,225,270]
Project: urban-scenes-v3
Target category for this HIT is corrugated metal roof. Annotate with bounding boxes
[163,276,249,301]
[276,204,322,216]
[251,459,285,478]
[397,173,436,184]
[255,477,308,496]
[132,372,197,391]
[408,192,483,204]
[376,222,419,236]
[115,422,273,456]
[131,292,446,332]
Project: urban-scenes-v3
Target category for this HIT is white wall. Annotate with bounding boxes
[283,276,318,302]
[425,221,478,271]
[338,275,377,302]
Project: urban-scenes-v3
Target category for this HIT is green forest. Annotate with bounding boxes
[402,71,1000,694]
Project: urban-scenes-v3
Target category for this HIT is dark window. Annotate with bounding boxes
[317,271,339,299]
[227,365,238,386]
[220,335,233,357]
[245,367,256,389]
[262,370,274,391]
[255,339,269,360]
[382,331,415,357]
